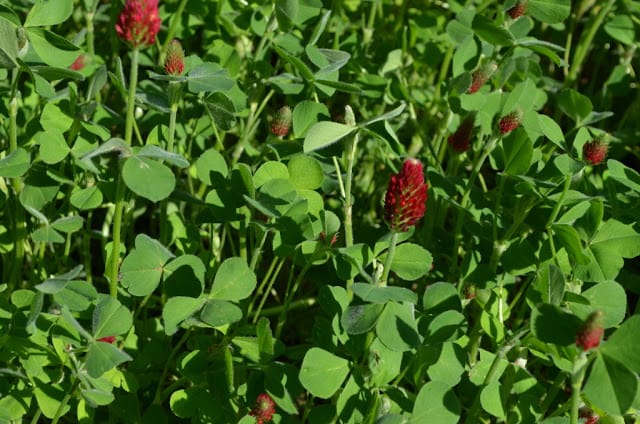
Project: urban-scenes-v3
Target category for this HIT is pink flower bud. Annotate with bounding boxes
[498,110,522,134]
[576,311,604,351]
[468,63,497,94]
[448,114,476,153]
[164,39,185,76]
[507,1,528,19]
[582,140,608,166]
[115,0,161,48]
[249,393,276,424]
[70,54,85,71]
[270,106,292,137]
[384,159,428,232]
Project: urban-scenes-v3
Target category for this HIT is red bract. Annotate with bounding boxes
[448,114,476,153]
[115,0,161,48]
[249,393,276,424]
[498,111,522,134]
[270,106,292,137]
[384,159,428,232]
[164,39,184,76]
[576,311,604,351]
[97,336,116,344]
[583,140,608,165]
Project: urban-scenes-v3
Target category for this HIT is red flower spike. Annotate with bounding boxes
[507,1,528,19]
[498,110,522,134]
[448,114,476,153]
[384,159,428,232]
[70,55,85,71]
[270,106,292,137]
[164,39,185,76]
[249,393,276,424]
[97,336,116,344]
[583,140,608,166]
[115,0,161,48]
[468,63,497,94]
[576,311,604,351]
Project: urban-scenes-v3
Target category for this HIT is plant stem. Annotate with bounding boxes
[108,47,140,297]
[250,257,285,323]
[51,377,79,424]
[159,0,189,64]
[152,329,191,405]
[275,263,311,339]
[380,232,399,287]
[566,0,616,86]
[450,136,499,288]
[570,353,589,424]
[7,69,25,290]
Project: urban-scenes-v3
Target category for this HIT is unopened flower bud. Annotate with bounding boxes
[384,159,428,232]
[115,0,161,48]
[164,39,185,76]
[507,1,528,19]
[448,114,476,153]
[576,311,604,351]
[97,336,116,344]
[468,62,497,94]
[498,110,522,134]
[270,106,292,137]
[582,139,608,166]
[344,105,356,126]
[70,54,85,71]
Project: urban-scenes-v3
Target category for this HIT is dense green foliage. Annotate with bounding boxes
[1,0,640,423]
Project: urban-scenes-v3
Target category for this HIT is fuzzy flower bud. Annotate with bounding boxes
[384,159,428,232]
[468,62,497,94]
[249,393,276,424]
[115,0,161,48]
[164,39,185,76]
[448,114,476,153]
[507,1,528,19]
[576,311,604,351]
[97,336,116,344]
[270,106,292,137]
[498,110,522,134]
[582,139,608,166]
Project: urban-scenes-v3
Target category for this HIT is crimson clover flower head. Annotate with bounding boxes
[576,310,604,351]
[115,0,161,48]
[582,139,608,166]
[448,114,476,153]
[164,39,185,76]
[384,158,428,232]
[249,393,276,424]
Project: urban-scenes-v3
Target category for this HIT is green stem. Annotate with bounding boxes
[51,377,79,424]
[570,353,589,424]
[257,297,317,317]
[108,47,140,297]
[546,175,572,228]
[344,132,358,249]
[8,69,25,290]
[250,257,285,323]
[380,232,399,287]
[84,211,93,285]
[160,96,180,246]
[125,48,140,145]
[152,330,191,405]
[450,136,499,287]
[275,263,311,339]
[566,0,616,86]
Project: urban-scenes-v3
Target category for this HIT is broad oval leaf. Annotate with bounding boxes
[210,257,256,301]
[299,347,349,399]
[303,121,356,153]
[122,156,175,202]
